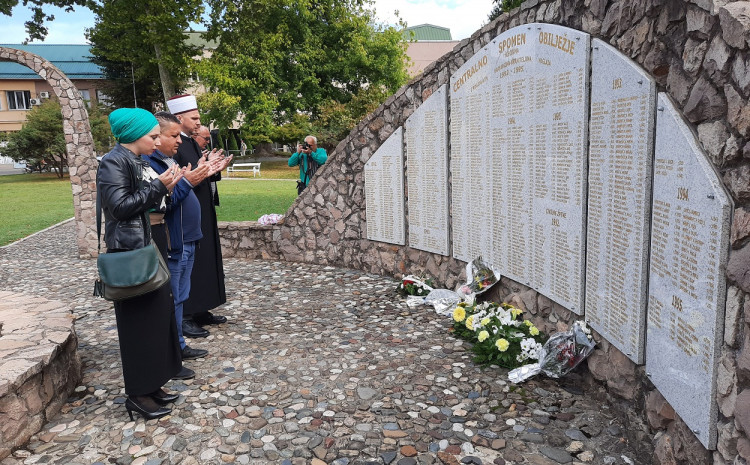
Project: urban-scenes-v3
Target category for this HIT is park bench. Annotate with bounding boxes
[227,162,261,177]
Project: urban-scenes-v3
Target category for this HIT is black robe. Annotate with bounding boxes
[173,135,227,316]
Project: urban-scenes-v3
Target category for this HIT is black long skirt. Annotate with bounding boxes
[113,223,182,396]
[183,181,227,316]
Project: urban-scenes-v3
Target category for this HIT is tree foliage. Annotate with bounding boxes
[198,0,409,145]
[196,91,242,133]
[4,100,66,177]
[87,104,112,154]
[310,84,389,148]
[488,0,524,21]
[3,100,111,178]
[86,0,203,108]
[0,0,95,42]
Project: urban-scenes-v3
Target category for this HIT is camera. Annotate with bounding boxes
[300,141,311,151]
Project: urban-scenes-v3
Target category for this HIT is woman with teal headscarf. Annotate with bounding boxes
[97,108,186,420]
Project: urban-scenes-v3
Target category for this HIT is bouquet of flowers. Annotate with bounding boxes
[456,257,500,298]
[451,301,547,369]
[396,275,435,297]
[508,321,596,383]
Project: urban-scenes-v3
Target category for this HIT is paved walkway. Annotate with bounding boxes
[0,221,646,465]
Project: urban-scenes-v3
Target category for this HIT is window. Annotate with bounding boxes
[96,90,112,106]
[7,90,32,110]
[79,89,91,107]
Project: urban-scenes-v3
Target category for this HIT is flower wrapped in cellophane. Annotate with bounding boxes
[456,256,500,298]
[396,275,434,297]
[451,301,547,369]
[258,213,284,225]
[508,321,596,383]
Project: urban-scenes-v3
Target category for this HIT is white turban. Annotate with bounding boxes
[166,94,198,115]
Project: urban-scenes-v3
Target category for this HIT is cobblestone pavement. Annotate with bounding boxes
[0,221,646,465]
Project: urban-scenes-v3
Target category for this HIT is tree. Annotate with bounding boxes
[196,91,242,133]
[88,47,165,110]
[5,100,67,177]
[226,130,239,156]
[270,113,312,151]
[198,0,409,144]
[0,0,95,42]
[4,100,111,177]
[309,84,388,149]
[86,0,203,107]
[87,104,113,154]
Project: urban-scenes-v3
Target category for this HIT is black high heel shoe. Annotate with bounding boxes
[125,396,172,420]
[150,388,179,405]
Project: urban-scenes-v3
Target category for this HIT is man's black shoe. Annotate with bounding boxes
[182,320,209,338]
[182,345,208,360]
[194,311,228,326]
[172,366,195,380]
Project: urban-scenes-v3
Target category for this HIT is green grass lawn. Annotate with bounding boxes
[224,158,300,180]
[216,178,297,221]
[0,170,299,246]
[0,173,75,246]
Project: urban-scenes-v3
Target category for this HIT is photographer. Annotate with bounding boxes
[288,135,327,195]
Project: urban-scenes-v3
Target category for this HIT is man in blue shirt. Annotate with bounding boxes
[144,112,220,364]
[289,135,327,194]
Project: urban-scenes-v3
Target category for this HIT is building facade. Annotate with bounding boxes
[0,44,105,132]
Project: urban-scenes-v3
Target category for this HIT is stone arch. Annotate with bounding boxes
[0,46,98,258]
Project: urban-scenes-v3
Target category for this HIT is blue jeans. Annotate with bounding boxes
[168,241,196,349]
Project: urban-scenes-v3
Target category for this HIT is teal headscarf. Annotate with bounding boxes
[109,108,159,144]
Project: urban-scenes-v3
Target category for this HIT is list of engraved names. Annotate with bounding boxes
[450,24,589,313]
[585,39,655,364]
[405,85,450,255]
[365,128,405,245]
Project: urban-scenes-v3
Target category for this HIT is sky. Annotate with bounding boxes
[3,0,494,44]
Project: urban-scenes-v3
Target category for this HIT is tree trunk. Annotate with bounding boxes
[153,42,175,102]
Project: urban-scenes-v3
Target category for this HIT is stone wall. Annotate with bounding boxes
[0,47,98,259]
[218,0,750,463]
[0,292,81,460]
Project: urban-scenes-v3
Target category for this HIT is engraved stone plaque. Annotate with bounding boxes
[646,93,732,449]
[365,127,405,245]
[405,85,450,255]
[450,23,590,313]
[585,39,656,364]
[449,39,494,264]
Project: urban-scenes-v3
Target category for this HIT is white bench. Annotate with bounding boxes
[227,162,261,177]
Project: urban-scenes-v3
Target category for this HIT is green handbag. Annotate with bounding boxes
[93,187,170,302]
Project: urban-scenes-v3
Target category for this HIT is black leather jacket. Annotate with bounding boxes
[97,144,168,251]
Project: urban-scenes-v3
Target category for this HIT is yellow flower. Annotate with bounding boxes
[453,307,466,322]
[530,326,540,336]
[496,338,510,352]
[465,315,474,330]
[480,317,490,327]
[524,320,533,327]
[478,330,489,342]
[511,308,523,319]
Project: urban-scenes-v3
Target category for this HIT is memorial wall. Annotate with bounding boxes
[362,23,733,450]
